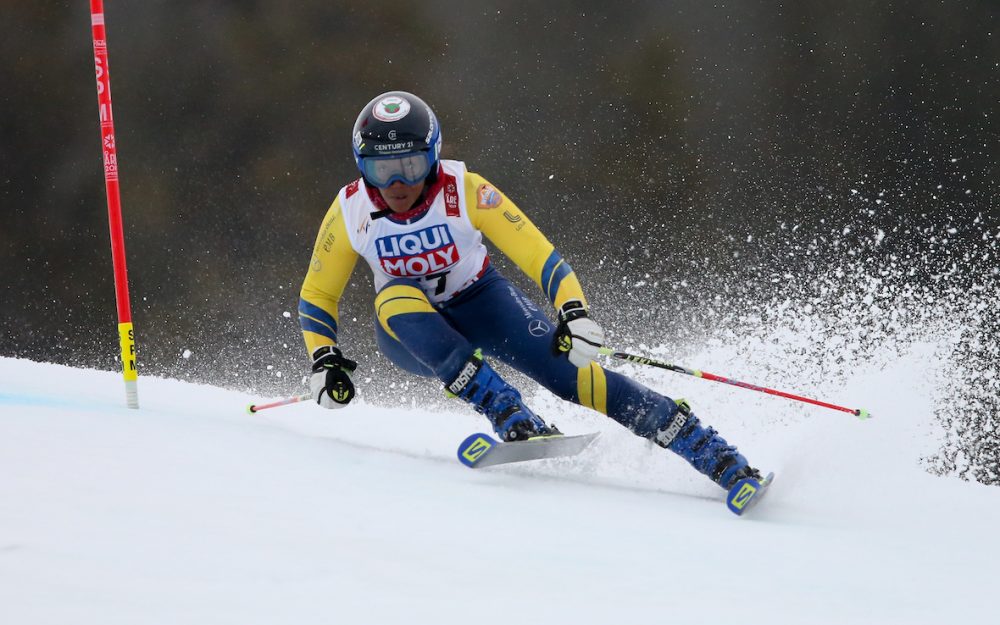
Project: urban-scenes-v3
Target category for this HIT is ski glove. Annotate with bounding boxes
[310,345,358,409]
[554,299,605,368]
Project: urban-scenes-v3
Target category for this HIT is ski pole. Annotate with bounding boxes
[598,347,871,419]
[247,393,312,414]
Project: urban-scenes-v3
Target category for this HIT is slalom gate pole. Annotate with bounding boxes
[247,393,312,414]
[90,0,138,408]
[598,347,871,419]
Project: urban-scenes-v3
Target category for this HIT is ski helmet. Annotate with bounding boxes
[352,91,442,188]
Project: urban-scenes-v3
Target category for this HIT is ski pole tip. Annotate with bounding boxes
[246,403,258,414]
[855,408,872,420]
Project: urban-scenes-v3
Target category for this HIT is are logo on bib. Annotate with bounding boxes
[376,225,460,277]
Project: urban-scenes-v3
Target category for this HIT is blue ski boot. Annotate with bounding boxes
[653,399,760,489]
[447,351,557,441]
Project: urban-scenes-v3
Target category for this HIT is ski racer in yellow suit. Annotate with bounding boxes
[300,91,760,490]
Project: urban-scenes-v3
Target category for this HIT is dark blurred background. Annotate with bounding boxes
[2,1,997,400]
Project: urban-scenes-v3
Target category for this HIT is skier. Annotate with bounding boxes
[299,90,761,491]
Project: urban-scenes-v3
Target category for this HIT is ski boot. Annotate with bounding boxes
[653,399,760,490]
[447,350,558,441]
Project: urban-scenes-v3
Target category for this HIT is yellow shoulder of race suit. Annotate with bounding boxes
[299,195,359,355]
[464,171,587,310]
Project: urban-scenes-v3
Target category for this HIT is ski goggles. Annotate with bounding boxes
[360,151,435,188]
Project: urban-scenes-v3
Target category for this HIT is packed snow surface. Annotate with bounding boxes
[1,357,996,624]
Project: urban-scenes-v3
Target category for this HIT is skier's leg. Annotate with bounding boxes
[372,281,466,379]
[442,272,756,489]
[373,278,551,441]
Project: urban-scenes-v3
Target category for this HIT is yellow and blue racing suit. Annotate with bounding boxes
[299,163,751,486]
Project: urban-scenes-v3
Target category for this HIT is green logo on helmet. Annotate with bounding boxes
[372,95,411,122]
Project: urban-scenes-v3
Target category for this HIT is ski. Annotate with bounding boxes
[456,432,600,469]
[726,471,775,516]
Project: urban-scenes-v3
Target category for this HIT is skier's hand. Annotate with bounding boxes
[310,345,357,409]
[554,299,605,368]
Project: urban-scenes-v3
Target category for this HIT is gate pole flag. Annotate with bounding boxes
[90,0,139,408]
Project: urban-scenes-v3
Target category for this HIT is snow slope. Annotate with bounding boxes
[1,356,996,625]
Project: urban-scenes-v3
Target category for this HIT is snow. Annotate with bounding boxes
[1,357,996,624]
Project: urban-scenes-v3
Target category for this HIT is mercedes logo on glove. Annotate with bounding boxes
[528,319,550,337]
